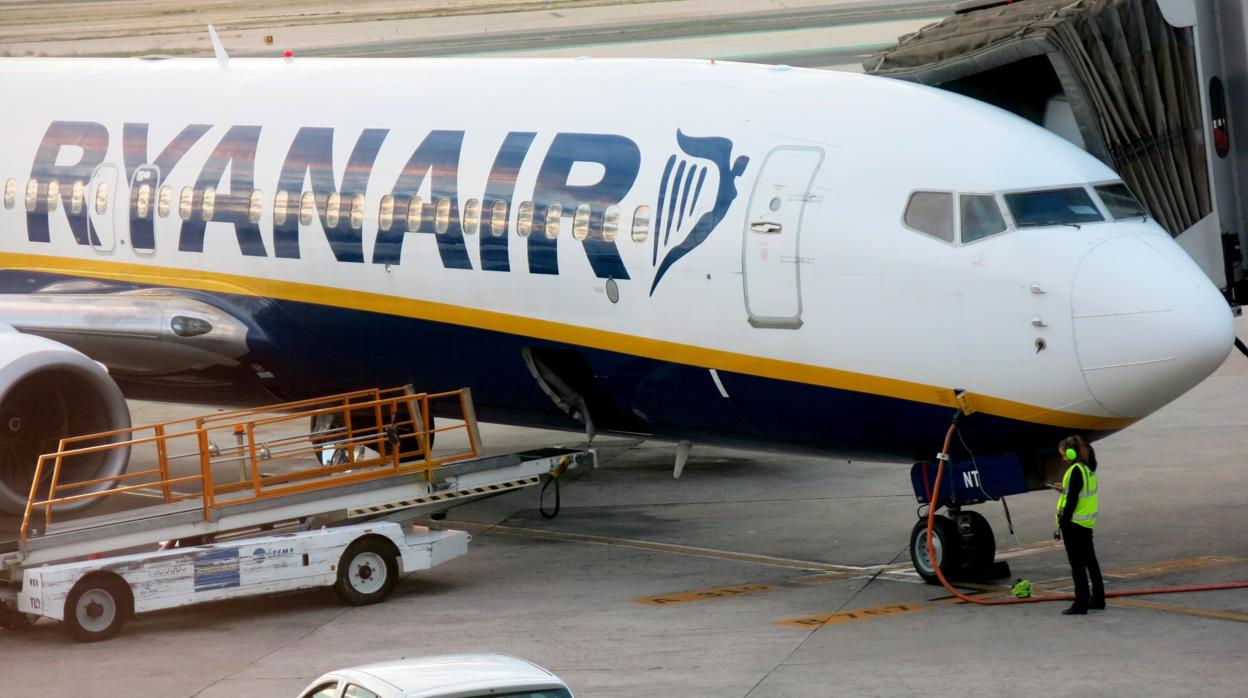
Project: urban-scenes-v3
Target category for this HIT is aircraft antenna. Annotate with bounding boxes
[207,25,230,68]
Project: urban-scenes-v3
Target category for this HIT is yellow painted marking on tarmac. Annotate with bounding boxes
[778,603,931,629]
[1102,556,1245,580]
[634,583,782,606]
[1109,598,1248,624]
[453,521,872,573]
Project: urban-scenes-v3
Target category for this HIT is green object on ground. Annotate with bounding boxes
[1011,579,1033,598]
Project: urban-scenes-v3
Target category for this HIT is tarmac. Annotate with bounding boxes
[2,1,1247,695]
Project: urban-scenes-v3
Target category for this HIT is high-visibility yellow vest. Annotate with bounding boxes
[1056,462,1098,529]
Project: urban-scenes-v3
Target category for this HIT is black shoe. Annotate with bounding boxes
[1089,601,1106,611]
[1061,605,1087,615]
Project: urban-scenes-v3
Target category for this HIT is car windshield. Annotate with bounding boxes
[1004,188,1105,228]
[1095,182,1148,220]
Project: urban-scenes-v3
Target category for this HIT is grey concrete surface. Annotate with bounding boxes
[2,319,1248,696]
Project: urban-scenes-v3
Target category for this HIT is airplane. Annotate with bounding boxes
[0,53,1233,581]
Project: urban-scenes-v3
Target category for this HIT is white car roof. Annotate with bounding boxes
[329,653,567,697]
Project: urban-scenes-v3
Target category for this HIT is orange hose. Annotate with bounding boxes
[924,421,1248,605]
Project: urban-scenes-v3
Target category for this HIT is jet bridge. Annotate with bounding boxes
[867,0,1245,298]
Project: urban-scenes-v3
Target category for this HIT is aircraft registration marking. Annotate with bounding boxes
[634,583,782,606]
[777,603,931,629]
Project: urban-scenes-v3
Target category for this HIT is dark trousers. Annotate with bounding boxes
[1061,523,1104,608]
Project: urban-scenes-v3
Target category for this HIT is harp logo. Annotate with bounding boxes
[650,130,750,295]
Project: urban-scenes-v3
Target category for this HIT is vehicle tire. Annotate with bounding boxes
[64,575,131,642]
[910,516,960,585]
[964,510,996,572]
[334,538,399,606]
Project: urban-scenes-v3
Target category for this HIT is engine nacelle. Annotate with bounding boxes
[0,325,130,515]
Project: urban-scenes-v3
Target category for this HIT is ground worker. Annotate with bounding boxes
[1053,435,1105,615]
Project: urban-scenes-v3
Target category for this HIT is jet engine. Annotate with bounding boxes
[0,326,130,515]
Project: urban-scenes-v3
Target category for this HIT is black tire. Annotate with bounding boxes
[334,538,399,606]
[910,516,960,585]
[964,510,996,572]
[64,575,131,642]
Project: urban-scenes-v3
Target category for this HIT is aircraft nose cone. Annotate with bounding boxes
[1071,234,1233,418]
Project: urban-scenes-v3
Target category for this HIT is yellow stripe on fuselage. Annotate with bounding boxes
[0,251,1135,431]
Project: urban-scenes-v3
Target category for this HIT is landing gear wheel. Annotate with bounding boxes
[64,575,131,642]
[963,510,996,572]
[334,538,399,606]
[910,516,960,585]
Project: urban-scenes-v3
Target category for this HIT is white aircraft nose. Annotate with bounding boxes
[1071,233,1233,418]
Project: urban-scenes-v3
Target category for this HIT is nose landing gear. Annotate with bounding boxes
[909,508,1007,584]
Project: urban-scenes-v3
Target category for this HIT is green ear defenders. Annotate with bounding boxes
[1065,447,1078,462]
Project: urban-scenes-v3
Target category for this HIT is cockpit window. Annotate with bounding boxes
[960,194,1007,243]
[1094,183,1148,220]
[1004,188,1104,228]
[903,191,954,242]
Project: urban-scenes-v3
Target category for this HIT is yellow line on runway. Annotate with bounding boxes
[453,522,874,573]
[778,603,932,629]
[1109,599,1248,624]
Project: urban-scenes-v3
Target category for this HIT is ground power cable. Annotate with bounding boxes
[926,416,1248,605]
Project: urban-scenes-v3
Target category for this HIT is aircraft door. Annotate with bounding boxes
[87,163,119,253]
[128,165,160,255]
[741,147,823,329]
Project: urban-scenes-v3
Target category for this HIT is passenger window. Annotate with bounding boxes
[135,183,153,219]
[1094,183,1147,220]
[631,205,651,243]
[406,196,423,231]
[572,203,591,241]
[378,194,394,232]
[462,198,481,235]
[199,186,214,220]
[274,190,289,226]
[434,197,451,235]
[3,178,14,209]
[71,181,85,215]
[545,202,562,239]
[960,194,1007,243]
[95,182,112,215]
[46,180,60,212]
[157,185,173,218]
[1004,188,1104,228]
[343,685,381,698]
[325,192,341,228]
[299,191,315,226]
[25,179,38,213]
[350,193,365,230]
[490,200,507,237]
[248,190,263,224]
[903,191,954,242]
[602,204,620,242]
[516,201,534,238]
[179,187,194,220]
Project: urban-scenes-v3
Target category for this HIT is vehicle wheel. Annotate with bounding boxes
[910,516,960,585]
[334,538,399,606]
[64,575,131,642]
[963,510,996,572]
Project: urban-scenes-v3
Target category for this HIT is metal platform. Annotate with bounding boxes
[2,387,593,572]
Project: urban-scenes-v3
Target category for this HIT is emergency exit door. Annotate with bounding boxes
[742,147,823,329]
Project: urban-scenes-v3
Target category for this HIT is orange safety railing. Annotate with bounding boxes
[20,386,482,542]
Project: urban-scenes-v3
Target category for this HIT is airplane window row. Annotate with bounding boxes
[1,177,656,244]
[904,183,1146,245]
